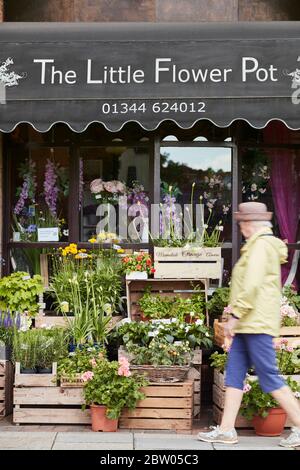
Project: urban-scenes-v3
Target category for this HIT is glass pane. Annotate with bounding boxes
[80,146,150,242]
[11,147,70,243]
[160,146,232,242]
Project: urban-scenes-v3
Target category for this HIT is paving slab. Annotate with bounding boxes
[0,432,56,450]
[213,436,291,451]
[134,433,213,450]
[55,432,133,444]
[53,442,134,450]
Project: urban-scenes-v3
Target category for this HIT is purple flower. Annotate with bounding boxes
[27,224,37,233]
[44,159,59,217]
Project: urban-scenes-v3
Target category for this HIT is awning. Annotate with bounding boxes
[0,22,300,132]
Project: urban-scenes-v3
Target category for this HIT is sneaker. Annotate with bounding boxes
[279,427,300,448]
[197,425,238,444]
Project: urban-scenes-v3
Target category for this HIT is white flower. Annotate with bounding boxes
[205,332,210,337]
[185,326,190,333]
[171,318,177,323]
[153,330,159,337]
[251,183,257,192]
[195,319,203,326]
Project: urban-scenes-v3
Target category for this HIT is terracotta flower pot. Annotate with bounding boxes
[252,407,287,436]
[90,404,118,432]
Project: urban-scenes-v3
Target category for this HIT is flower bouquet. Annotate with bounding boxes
[90,178,126,205]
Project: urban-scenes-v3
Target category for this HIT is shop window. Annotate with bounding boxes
[80,146,150,243]
[160,145,232,243]
[11,147,69,241]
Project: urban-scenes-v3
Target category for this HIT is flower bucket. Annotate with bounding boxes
[90,404,118,432]
[252,408,287,436]
[126,271,148,280]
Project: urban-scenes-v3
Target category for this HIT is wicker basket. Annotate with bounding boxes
[130,365,190,383]
[60,374,84,388]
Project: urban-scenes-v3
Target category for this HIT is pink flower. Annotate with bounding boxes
[90,178,104,194]
[243,383,252,393]
[81,371,94,382]
[118,356,131,377]
[223,305,233,315]
[118,366,131,377]
[104,181,118,193]
[280,338,289,345]
[119,356,130,368]
[90,358,97,367]
[287,346,294,352]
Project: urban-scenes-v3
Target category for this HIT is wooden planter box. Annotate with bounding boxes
[13,381,194,429]
[0,360,14,419]
[119,381,193,431]
[35,313,123,330]
[154,247,222,279]
[13,386,90,424]
[214,320,300,349]
[126,278,208,321]
[15,362,57,387]
[212,370,299,428]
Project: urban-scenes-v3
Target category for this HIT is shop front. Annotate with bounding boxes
[0,22,299,285]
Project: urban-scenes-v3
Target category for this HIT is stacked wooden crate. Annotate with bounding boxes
[119,381,193,431]
[214,320,300,348]
[0,360,13,419]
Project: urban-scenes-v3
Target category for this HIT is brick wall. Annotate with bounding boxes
[4,0,300,22]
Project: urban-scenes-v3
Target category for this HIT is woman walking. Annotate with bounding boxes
[198,202,300,447]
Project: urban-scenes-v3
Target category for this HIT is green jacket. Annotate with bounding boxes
[230,227,288,337]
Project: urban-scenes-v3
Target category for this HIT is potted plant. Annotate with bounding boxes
[241,377,300,436]
[0,272,43,318]
[12,328,39,373]
[126,338,191,383]
[280,286,300,328]
[36,328,67,373]
[152,185,223,279]
[0,311,20,360]
[81,355,147,431]
[122,252,155,280]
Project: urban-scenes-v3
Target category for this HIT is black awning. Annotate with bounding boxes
[0,22,300,132]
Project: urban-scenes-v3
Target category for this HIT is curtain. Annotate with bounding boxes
[263,122,300,285]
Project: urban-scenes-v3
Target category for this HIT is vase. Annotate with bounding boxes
[90,404,118,432]
[252,408,287,436]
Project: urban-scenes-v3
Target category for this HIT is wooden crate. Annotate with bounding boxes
[15,362,57,387]
[126,278,208,321]
[212,370,299,428]
[188,349,202,418]
[13,386,90,424]
[214,321,300,349]
[154,247,222,280]
[35,313,123,330]
[0,360,14,419]
[119,381,193,431]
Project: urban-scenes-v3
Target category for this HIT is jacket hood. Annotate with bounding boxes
[263,235,288,265]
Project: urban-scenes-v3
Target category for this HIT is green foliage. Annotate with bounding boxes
[126,338,191,366]
[0,272,43,317]
[82,357,147,420]
[282,285,300,311]
[12,328,68,369]
[111,317,212,350]
[207,288,230,319]
[57,345,106,380]
[241,377,300,421]
[138,289,205,321]
[209,351,227,372]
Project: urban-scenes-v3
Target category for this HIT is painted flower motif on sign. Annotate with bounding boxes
[0,58,25,87]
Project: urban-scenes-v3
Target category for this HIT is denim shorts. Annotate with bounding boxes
[225,333,286,393]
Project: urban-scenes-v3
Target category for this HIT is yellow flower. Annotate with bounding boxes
[97,232,107,241]
[117,248,125,254]
[69,243,77,249]
[61,249,67,257]
[70,248,78,255]
[89,238,97,244]
[79,249,87,253]
[74,254,81,259]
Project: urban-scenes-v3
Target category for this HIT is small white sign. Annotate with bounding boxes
[37,227,59,242]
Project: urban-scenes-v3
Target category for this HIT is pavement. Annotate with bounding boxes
[0,414,297,450]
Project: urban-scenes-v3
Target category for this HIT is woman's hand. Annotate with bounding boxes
[223,317,239,339]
